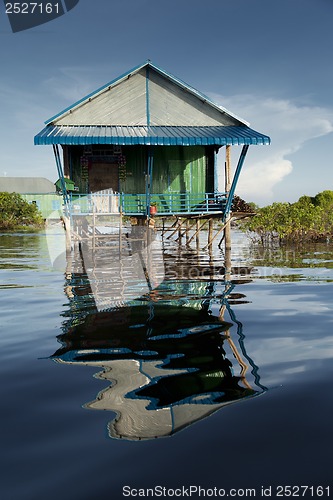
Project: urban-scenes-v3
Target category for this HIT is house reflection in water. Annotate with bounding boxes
[51,284,266,440]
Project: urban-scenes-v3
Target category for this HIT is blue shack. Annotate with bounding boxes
[35,61,270,221]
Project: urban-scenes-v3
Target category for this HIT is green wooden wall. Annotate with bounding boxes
[120,145,207,194]
[68,145,211,196]
[22,194,63,219]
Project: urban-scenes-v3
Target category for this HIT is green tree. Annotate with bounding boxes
[239,190,333,244]
[0,192,43,230]
[313,190,333,209]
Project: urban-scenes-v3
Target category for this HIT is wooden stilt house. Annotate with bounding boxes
[35,61,270,220]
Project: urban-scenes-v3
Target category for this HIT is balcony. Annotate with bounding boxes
[69,192,228,217]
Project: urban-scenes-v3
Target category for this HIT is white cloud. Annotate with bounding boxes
[211,93,333,205]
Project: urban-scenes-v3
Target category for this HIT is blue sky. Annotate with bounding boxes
[0,0,332,205]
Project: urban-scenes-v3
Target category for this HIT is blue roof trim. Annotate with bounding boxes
[146,65,150,127]
[45,60,248,126]
[34,125,271,146]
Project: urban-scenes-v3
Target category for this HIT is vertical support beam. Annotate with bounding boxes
[224,145,232,278]
[69,148,73,180]
[196,219,200,250]
[214,147,219,193]
[223,145,249,222]
[119,212,123,254]
[178,218,182,242]
[208,218,214,247]
[146,64,151,127]
[92,209,96,252]
[185,218,190,245]
[146,147,153,218]
[53,144,69,209]
[224,218,232,282]
[146,63,151,221]
[63,146,70,178]
[63,215,72,253]
[225,145,231,193]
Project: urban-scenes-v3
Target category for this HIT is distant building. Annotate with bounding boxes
[0,177,62,218]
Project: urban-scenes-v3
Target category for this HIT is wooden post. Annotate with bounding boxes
[167,217,184,240]
[63,215,72,253]
[92,209,96,251]
[208,218,214,248]
[225,145,231,193]
[178,218,182,242]
[187,219,208,245]
[196,219,200,250]
[225,217,232,282]
[146,219,151,254]
[185,218,190,246]
[208,219,214,278]
[119,212,123,254]
[224,145,232,280]
[176,218,197,244]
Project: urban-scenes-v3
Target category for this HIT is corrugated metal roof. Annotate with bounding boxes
[34,125,271,146]
[0,177,56,193]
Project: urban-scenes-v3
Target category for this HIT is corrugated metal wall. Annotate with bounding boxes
[120,146,206,195]
[55,70,147,126]
[152,146,206,194]
[120,146,147,193]
[53,66,241,128]
[149,71,236,126]
[69,145,209,201]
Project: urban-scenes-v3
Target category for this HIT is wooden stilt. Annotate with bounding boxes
[185,218,190,245]
[164,218,178,234]
[224,216,232,283]
[224,144,232,281]
[176,218,197,243]
[187,219,208,245]
[218,232,225,249]
[92,210,96,251]
[119,212,123,254]
[167,217,184,240]
[225,145,231,193]
[208,218,214,248]
[196,219,200,250]
[63,215,72,252]
[203,217,234,250]
[178,218,182,242]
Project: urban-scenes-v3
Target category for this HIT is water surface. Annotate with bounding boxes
[1,231,332,499]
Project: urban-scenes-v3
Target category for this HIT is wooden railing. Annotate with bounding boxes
[69,191,228,216]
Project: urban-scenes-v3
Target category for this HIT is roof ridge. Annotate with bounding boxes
[45,62,248,126]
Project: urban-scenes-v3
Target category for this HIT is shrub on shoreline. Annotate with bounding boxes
[239,190,333,245]
[0,192,44,230]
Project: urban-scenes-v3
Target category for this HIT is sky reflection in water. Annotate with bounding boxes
[1,231,332,498]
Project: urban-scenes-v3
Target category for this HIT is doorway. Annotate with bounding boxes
[89,162,119,193]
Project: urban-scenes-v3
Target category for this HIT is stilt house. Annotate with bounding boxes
[35,61,270,219]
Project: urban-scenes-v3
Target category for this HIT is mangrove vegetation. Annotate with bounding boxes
[0,192,44,230]
[239,190,333,245]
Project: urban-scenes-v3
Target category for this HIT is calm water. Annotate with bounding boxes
[1,230,332,500]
